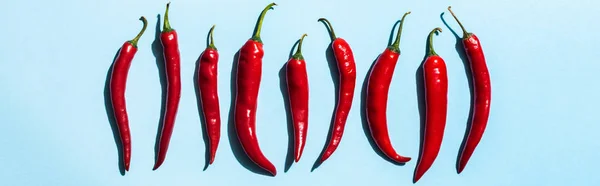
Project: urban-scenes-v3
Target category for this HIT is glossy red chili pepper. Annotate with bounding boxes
[109,16,147,172]
[448,6,492,174]
[154,3,182,170]
[365,12,412,164]
[234,2,277,176]
[413,27,448,183]
[198,25,221,165]
[317,18,357,163]
[285,34,309,162]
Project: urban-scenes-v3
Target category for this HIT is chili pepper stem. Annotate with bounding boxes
[251,2,277,43]
[447,6,470,38]
[208,24,217,50]
[163,2,173,32]
[292,34,308,60]
[388,11,411,53]
[427,27,442,56]
[128,16,148,47]
[317,18,337,41]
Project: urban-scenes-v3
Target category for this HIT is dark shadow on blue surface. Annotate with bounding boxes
[151,14,167,169]
[387,20,401,46]
[104,49,126,176]
[311,41,340,172]
[441,12,475,173]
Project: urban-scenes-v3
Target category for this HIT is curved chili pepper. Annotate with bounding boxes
[448,6,492,174]
[198,25,221,165]
[154,2,182,170]
[234,2,277,176]
[317,18,357,163]
[109,16,147,172]
[285,34,309,162]
[365,12,412,164]
[413,27,448,183]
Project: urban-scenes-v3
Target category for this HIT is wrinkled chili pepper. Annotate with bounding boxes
[109,16,148,172]
[154,2,182,170]
[413,27,448,183]
[317,18,357,163]
[285,34,309,162]
[365,12,412,164]
[234,2,277,176]
[448,6,492,174]
[197,25,221,165]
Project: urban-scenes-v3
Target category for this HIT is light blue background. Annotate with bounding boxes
[1,0,599,185]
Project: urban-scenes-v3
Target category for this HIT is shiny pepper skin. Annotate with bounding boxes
[109,16,147,172]
[449,6,492,174]
[317,18,357,164]
[285,34,309,162]
[197,25,221,165]
[234,3,277,176]
[154,3,182,170]
[414,28,448,183]
[365,12,412,164]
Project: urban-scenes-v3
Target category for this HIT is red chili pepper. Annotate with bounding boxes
[197,25,220,165]
[448,6,492,174]
[109,16,147,172]
[413,27,448,183]
[285,34,309,162]
[365,12,412,164]
[234,2,277,176]
[317,18,357,163]
[153,2,182,170]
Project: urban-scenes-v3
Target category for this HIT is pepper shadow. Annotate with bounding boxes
[104,49,126,176]
[311,40,339,171]
[151,14,168,168]
[227,49,274,176]
[279,39,301,173]
[440,12,475,173]
[358,20,407,166]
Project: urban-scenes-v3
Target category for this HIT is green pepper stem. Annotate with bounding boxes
[252,2,277,42]
[129,16,148,47]
[448,6,468,38]
[427,27,442,56]
[208,24,216,50]
[292,33,308,60]
[389,11,411,51]
[163,2,173,32]
[318,18,337,41]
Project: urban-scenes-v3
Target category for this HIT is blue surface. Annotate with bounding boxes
[1,0,599,185]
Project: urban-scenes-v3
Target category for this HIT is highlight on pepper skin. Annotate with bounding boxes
[447,6,492,174]
[315,17,357,164]
[365,11,413,165]
[233,2,278,176]
[109,16,148,172]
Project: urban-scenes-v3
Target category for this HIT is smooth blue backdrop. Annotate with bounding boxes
[1,0,599,185]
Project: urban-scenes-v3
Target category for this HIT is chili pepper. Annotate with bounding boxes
[413,27,448,183]
[197,25,220,165]
[365,12,412,164]
[285,34,309,162]
[317,18,357,163]
[109,16,148,172]
[234,2,277,176]
[153,2,182,170]
[448,6,492,174]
